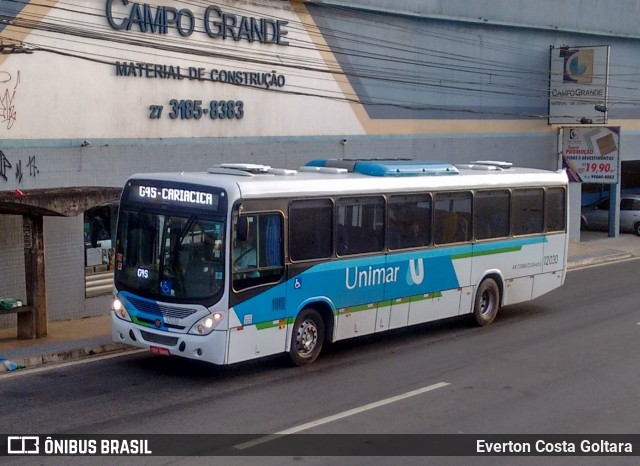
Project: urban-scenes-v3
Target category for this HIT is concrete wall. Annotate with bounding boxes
[0,215,26,328]
[316,0,640,38]
[0,133,560,194]
[43,216,86,322]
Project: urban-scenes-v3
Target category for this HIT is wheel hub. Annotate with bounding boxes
[296,319,318,354]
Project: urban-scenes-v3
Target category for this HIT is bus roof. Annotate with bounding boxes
[129,160,568,200]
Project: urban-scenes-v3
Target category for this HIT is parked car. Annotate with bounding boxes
[581,194,640,236]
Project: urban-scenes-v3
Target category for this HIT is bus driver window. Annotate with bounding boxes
[233,215,257,273]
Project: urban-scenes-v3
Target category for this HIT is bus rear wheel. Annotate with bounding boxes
[473,278,500,327]
[289,308,324,366]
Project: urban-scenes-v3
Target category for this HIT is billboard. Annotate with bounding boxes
[549,46,610,125]
[561,126,620,183]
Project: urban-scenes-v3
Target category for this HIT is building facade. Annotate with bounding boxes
[2,0,640,329]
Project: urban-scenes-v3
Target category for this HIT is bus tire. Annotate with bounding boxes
[473,278,500,327]
[289,308,324,366]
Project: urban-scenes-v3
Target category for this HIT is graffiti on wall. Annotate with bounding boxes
[0,150,38,183]
[0,71,20,130]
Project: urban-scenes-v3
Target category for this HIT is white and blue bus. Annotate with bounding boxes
[111,159,568,366]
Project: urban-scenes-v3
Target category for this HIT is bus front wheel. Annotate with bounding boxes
[473,278,500,327]
[289,308,324,366]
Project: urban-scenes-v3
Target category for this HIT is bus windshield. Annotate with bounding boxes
[114,209,225,301]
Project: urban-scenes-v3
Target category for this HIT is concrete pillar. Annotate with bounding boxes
[19,214,47,338]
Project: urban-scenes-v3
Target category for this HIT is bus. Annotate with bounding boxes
[111,159,568,366]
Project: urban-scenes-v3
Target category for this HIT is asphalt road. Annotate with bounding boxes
[2,259,639,465]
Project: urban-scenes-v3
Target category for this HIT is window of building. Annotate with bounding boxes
[289,199,333,261]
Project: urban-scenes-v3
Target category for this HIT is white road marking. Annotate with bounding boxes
[0,349,144,379]
[234,381,450,450]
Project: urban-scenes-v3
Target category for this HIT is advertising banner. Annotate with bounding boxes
[561,126,620,183]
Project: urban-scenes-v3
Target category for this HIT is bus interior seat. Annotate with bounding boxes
[435,210,457,244]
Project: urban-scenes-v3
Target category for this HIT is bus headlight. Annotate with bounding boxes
[189,312,224,335]
[112,297,131,322]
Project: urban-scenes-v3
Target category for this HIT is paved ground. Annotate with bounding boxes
[1,231,638,371]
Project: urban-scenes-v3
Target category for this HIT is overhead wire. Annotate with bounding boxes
[1,0,635,117]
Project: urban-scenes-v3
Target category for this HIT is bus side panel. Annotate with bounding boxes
[533,233,567,299]
[471,238,544,306]
[226,307,288,364]
[384,247,467,327]
[227,281,290,364]
[388,298,409,329]
[532,272,563,301]
[459,286,474,315]
[542,233,567,274]
[336,303,378,340]
[333,257,387,341]
[284,259,385,343]
[375,299,392,332]
[408,289,461,324]
[502,240,544,306]
[451,249,473,316]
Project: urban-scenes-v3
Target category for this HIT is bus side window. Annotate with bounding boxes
[233,212,284,291]
[474,190,510,240]
[289,199,333,261]
[387,194,431,250]
[434,192,472,244]
[545,187,566,232]
[336,196,385,255]
[512,188,544,235]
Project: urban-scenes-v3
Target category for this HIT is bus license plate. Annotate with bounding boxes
[150,346,170,356]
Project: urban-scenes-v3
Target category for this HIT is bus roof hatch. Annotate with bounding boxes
[305,159,459,177]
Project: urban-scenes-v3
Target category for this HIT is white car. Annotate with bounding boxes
[581,195,640,236]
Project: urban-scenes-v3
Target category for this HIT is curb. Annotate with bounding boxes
[9,342,132,370]
[567,252,634,270]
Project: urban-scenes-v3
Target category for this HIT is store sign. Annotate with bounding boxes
[561,126,620,183]
[549,46,609,125]
[105,1,289,45]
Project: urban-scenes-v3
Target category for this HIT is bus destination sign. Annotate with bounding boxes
[127,182,223,209]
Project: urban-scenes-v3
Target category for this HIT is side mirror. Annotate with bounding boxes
[236,215,249,242]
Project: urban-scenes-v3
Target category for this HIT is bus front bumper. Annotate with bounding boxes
[111,312,227,365]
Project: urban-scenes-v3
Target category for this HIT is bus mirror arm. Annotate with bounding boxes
[236,214,249,242]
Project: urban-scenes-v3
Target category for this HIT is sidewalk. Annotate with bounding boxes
[1,231,639,372]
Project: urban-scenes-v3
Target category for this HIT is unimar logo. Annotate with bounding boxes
[407,259,424,285]
[562,48,594,84]
[344,259,425,290]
